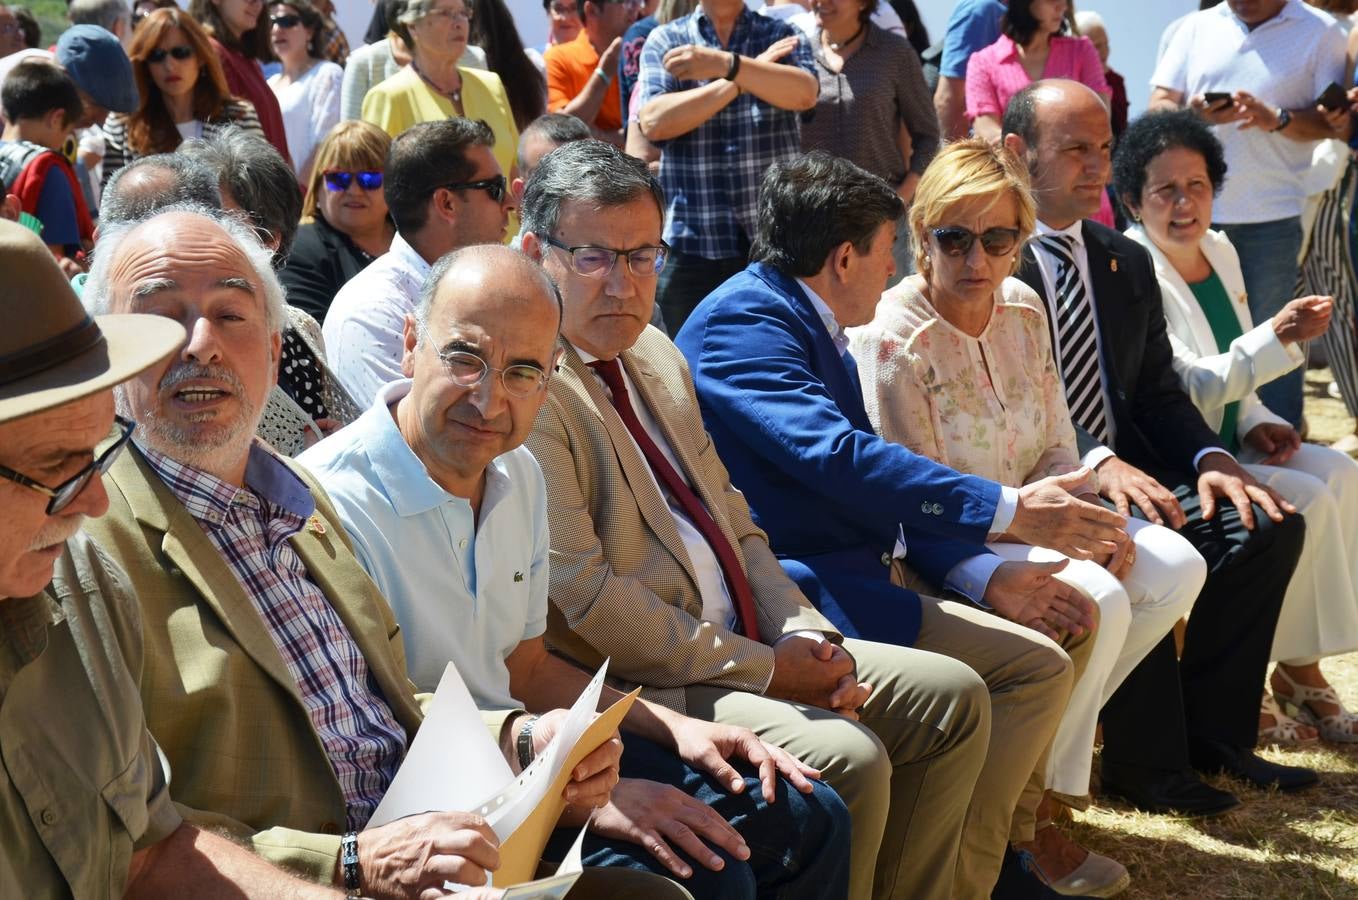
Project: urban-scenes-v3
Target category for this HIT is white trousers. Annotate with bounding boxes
[988,517,1205,797]
[1240,441,1358,665]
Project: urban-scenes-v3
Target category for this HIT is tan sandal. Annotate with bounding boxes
[1273,667,1358,744]
[1259,693,1318,746]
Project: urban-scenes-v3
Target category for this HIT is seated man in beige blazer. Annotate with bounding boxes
[519,140,1084,900]
[77,205,655,900]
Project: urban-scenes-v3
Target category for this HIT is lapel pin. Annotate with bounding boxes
[307,515,326,535]
[1109,259,1118,273]
[514,571,524,582]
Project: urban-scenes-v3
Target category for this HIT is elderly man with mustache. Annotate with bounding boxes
[77,204,660,899]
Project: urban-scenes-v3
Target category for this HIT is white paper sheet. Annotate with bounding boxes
[367,662,514,829]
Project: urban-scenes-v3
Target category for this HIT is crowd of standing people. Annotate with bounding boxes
[4,0,1358,899]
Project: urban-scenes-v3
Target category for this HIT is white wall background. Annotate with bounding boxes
[330,0,1200,118]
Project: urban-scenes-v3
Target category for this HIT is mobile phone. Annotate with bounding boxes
[1318,81,1348,112]
[1203,91,1232,106]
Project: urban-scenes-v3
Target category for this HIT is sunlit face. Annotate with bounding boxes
[269,3,311,62]
[1030,0,1067,36]
[442,143,513,247]
[0,392,115,600]
[317,161,390,237]
[1132,146,1214,257]
[0,7,24,57]
[588,0,640,41]
[145,26,200,101]
[838,220,898,328]
[107,215,280,480]
[1023,88,1113,227]
[408,0,471,62]
[923,192,1022,313]
[530,194,662,360]
[812,0,865,36]
[399,261,560,490]
[215,0,263,39]
[546,0,581,45]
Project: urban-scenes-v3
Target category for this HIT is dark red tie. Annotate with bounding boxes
[589,358,761,643]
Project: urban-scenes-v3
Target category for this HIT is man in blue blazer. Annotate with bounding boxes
[676,152,1127,899]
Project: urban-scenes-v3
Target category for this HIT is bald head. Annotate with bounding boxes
[1002,79,1113,228]
[99,155,223,228]
[398,244,563,501]
[417,244,562,338]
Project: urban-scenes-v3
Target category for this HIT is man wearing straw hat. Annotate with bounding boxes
[0,217,343,897]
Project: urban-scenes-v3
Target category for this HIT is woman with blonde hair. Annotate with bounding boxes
[279,120,396,325]
[102,7,263,184]
[849,138,1208,897]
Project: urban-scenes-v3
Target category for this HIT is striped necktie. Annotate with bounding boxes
[1038,233,1110,444]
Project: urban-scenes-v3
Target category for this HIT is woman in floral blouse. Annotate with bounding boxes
[849,137,1204,896]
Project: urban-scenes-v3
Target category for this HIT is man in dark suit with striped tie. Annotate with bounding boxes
[1005,79,1318,814]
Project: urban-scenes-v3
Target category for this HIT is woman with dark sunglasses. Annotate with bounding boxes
[279,120,396,325]
[848,138,1201,897]
[267,0,342,183]
[102,8,264,186]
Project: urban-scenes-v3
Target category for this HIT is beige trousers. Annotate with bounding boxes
[687,638,990,900]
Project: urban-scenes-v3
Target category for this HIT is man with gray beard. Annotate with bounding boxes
[77,204,676,899]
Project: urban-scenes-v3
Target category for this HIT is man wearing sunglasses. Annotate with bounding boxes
[1007,79,1316,811]
[325,117,514,407]
[301,241,851,898]
[0,219,348,896]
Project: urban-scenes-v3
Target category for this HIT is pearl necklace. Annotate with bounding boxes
[824,23,865,52]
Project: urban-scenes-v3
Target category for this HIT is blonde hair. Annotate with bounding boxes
[301,120,393,222]
[909,138,1036,276]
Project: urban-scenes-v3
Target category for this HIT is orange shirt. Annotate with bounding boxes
[544,29,621,131]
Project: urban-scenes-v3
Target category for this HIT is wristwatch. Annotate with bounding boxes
[1271,107,1292,132]
[516,713,542,770]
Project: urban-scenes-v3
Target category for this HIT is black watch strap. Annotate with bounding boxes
[341,831,361,898]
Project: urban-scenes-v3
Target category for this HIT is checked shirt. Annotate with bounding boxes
[140,441,406,829]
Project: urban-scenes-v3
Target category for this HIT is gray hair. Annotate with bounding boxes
[100,154,223,226]
[178,125,303,264]
[68,0,131,31]
[415,245,561,340]
[1073,10,1105,34]
[520,139,665,239]
[85,203,287,337]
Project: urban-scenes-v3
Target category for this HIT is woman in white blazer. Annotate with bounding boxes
[1114,110,1358,745]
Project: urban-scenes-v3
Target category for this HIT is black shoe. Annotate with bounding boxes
[1188,738,1319,792]
[991,846,1097,899]
[1100,761,1241,817]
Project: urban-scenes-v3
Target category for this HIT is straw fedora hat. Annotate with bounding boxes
[0,219,185,425]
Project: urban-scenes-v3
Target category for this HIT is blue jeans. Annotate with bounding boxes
[547,735,852,900]
[1217,217,1305,427]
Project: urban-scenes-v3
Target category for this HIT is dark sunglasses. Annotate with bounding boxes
[146,45,194,64]
[271,13,302,28]
[0,416,136,515]
[931,225,1022,258]
[323,170,384,192]
[442,175,507,204]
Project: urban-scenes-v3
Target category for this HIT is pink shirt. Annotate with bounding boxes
[964,33,1109,121]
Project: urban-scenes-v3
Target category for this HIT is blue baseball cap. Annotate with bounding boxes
[55,25,139,115]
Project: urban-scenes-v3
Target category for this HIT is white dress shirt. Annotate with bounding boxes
[1033,220,1231,471]
[323,232,431,408]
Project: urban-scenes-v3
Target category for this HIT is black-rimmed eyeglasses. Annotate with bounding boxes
[542,236,669,278]
[0,416,136,515]
[441,175,508,204]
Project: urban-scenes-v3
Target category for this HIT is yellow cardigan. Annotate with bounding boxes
[362,66,520,239]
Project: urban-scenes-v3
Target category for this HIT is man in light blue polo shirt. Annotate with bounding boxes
[298,243,851,900]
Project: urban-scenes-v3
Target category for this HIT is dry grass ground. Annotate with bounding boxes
[1069,368,1358,899]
